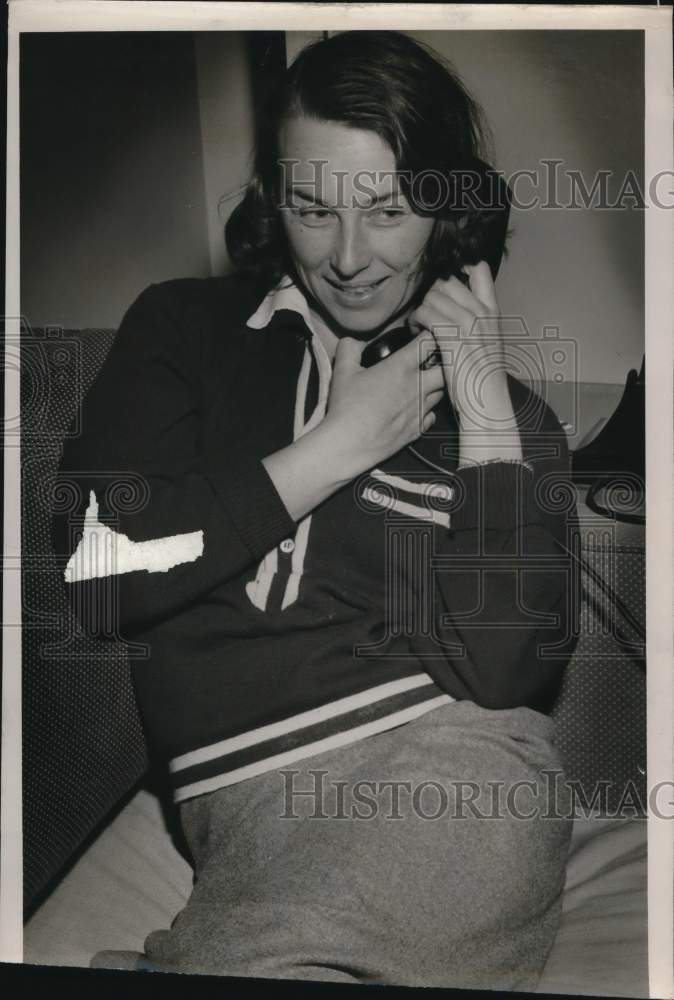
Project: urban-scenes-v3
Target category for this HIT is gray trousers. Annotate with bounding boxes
[124,702,572,989]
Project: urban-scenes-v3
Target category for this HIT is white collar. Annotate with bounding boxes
[246,278,318,336]
[246,278,339,359]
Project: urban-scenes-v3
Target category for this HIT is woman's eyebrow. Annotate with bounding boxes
[285,186,404,208]
[286,187,328,206]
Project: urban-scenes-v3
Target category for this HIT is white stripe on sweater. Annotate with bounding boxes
[362,486,451,529]
[370,468,453,501]
[172,694,454,802]
[281,333,332,610]
[169,673,438,773]
[245,548,278,611]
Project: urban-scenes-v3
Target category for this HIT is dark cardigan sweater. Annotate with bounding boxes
[53,275,578,802]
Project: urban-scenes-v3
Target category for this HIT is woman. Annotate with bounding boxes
[55,30,577,989]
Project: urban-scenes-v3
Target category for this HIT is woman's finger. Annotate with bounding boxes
[395,329,443,371]
[423,389,446,414]
[413,289,473,330]
[333,335,365,375]
[463,262,498,313]
[420,368,446,397]
[411,306,460,358]
[422,410,437,432]
[422,383,446,406]
[439,275,489,315]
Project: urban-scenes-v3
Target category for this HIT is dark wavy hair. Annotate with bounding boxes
[226,31,511,292]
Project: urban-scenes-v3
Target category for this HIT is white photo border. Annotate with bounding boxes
[4,5,673,996]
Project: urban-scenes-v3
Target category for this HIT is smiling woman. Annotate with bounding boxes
[53,29,578,989]
[278,119,435,335]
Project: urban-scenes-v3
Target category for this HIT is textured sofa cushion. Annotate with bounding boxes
[22,327,148,910]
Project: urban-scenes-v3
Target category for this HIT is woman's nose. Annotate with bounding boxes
[330,217,371,278]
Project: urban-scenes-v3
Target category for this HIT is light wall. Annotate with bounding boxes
[194,33,255,278]
[410,30,644,387]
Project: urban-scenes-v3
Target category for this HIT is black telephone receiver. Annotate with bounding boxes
[360,323,430,369]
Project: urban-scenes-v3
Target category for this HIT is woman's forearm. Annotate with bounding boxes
[262,419,360,523]
[456,374,524,468]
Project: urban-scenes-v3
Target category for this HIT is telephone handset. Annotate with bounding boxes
[360,323,432,369]
[360,270,470,370]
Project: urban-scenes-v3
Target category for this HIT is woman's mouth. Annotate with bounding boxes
[325,276,389,307]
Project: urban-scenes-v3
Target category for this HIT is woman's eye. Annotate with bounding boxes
[296,208,334,225]
[370,208,406,225]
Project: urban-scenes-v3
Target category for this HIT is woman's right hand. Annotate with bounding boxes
[321,332,446,479]
[262,332,446,523]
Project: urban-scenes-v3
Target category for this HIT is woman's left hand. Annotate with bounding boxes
[409,261,508,432]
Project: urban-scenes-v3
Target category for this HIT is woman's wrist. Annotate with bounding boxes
[455,373,524,466]
[453,369,509,424]
[314,413,380,483]
[261,419,359,523]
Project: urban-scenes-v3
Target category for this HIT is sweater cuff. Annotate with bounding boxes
[205,452,297,560]
[449,461,543,533]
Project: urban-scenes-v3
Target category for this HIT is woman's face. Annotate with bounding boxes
[277,116,435,336]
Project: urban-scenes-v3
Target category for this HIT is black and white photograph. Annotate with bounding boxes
[3,2,673,996]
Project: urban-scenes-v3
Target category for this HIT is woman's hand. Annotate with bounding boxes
[262,333,445,523]
[322,331,446,478]
[409,261,523,465]
[409,262,507,429]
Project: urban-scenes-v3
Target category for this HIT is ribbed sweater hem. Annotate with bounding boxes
[169,674,453,802]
